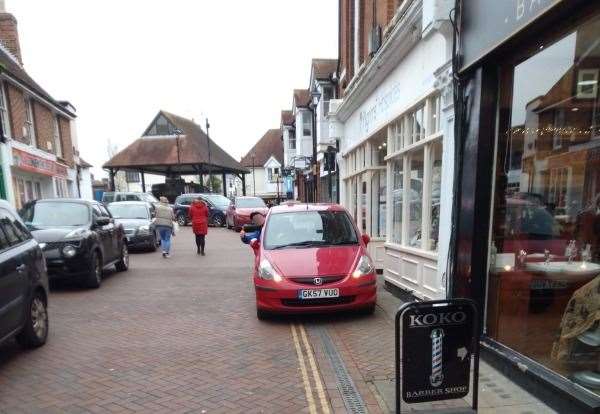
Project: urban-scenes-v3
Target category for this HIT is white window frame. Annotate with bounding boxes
[267,167,280,183]
[53,115,63,158]
[288,130,296,150]
[385,95,443,253]
[25,97,36,147]
[302,111,312,137]
[0,82,11,139]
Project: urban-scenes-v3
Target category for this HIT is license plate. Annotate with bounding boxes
[298,288,339,299]
[126,236,132,242]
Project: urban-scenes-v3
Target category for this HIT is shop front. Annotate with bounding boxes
[331,15,455,298]
[454,0,600,410]
[9,145,71,209]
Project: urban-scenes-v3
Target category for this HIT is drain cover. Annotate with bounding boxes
[311,326,367,414]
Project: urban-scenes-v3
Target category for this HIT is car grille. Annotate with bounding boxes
[289,275,346,286]
[41,240,81,250]
[281,296,355,307]
[124,229,136,235]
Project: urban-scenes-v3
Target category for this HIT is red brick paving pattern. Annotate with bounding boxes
[0,228,309,414]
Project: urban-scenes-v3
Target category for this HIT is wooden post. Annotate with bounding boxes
[109,168,116,191]
[141,171,146,193]
[222,173,227,197]
[241,174,246,196]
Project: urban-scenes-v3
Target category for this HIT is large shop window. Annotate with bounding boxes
[488,13,600,398]
[387,95,443,252]
[371,171,386,238]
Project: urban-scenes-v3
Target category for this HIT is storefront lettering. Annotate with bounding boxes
[409,311,467,327]
[359,83,402,135]
[516,0,545,21]
[12,148,68,177]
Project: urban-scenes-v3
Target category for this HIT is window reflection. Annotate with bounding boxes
[489,14,600,396]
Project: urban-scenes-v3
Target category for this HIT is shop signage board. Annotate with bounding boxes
[395,299,480,412]
[12,148,68,177]
[460,0,563,72]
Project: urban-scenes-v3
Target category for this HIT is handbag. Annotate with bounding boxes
[172,221,179,235]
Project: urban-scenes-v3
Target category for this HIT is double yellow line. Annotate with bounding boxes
[291,324,331,414]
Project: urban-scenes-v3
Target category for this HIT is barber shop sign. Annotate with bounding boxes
[395,299,480,412]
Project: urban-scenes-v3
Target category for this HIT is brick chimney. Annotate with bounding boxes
[0,1,22,65]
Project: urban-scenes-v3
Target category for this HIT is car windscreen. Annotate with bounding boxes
[141,193,159,203]
[264,211,358,249]
[204,194,230,208]
[21,202,90,227]
[108,204,149,219]
[236,198,266,208]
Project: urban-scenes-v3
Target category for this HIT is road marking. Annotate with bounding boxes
[299,324,331,414]
[291,324,317,414]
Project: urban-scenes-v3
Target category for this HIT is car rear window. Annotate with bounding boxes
[264,211,358,249]
[236,198,266,208]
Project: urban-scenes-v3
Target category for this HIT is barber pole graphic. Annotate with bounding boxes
[430,328,444,387]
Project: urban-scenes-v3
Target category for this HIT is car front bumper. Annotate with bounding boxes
[254,275,377,314]
[125,233,154,249]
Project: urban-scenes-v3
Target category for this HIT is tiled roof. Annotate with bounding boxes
[281,110,294,127]
[103,110,248,173]
[293,89,310,108]
[312,58,338,80]
[78,157,93,168]
[240,129,283,167]
[0,46,75,117]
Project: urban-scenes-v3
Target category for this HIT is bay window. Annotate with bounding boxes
[0,82,10,138]
[386,95,443,252]
[25,98,36,146]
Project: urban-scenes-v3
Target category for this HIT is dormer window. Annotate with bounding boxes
[302,111,312,136]
[24,97,36,146]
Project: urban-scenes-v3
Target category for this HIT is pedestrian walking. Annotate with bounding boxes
[153,196,175,258]
[189,198,209,255]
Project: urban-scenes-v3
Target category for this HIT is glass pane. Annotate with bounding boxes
[361,179,367,233]
[429,141,442,251]
[370,171,387,238]
[488,14,600,397]
[392,159,403,244]
[408,151,424,247]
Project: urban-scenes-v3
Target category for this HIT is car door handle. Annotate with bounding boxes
[16,264,27,273]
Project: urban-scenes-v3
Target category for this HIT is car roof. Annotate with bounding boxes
[236,196,262,200]
[0,199,14,210]
[270,203,346,214]
[36,198,93,205]
[108,201,150,206]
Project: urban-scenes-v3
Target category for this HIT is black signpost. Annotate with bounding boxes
[395,299,480,413]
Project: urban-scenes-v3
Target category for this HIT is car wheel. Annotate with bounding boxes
[213,214,225,227]
[148,234,158,252]
[16,291,48,348]
[256,308,271,320]
[115,243,129,271]
[177,214,187,226]
[86,251,102,289]
[360,304,376,316]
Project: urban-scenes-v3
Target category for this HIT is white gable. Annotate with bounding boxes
[263,156,281,169]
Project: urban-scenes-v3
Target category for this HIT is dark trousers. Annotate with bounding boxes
[195,234,206,252]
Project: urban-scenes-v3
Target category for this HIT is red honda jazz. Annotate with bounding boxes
[247,203,377,319]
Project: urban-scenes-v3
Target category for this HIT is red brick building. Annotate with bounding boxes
[0,3,91,206]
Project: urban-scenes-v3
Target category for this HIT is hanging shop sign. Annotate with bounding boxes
[395,299,480,412]
[12,148,68,177]
[460,0,563,72]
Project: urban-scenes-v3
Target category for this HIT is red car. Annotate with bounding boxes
[247,203,377,319]
[226,196,269,231]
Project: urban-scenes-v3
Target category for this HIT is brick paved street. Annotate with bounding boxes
[0,227,558,414]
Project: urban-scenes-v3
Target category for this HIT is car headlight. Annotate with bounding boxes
[258,259,283,282]
[62,244,77,258]
[138,225,150,235]
[352,255,374,278]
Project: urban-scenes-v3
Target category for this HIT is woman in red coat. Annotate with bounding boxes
[188,198,209,255]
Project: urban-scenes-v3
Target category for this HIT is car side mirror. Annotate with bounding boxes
[95,217,110,227]
[361,234,370,246]
[249,238,260,253]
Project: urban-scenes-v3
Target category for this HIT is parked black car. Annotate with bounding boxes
[0,200,49,349]
[173,193,230,227]
[20,199,129,288]
[107,201,159,251]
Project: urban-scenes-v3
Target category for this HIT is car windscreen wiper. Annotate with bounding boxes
[328,241,358,245]
[271,240,327,249]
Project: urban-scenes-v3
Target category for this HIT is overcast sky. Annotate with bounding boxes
[10,0,338,178]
